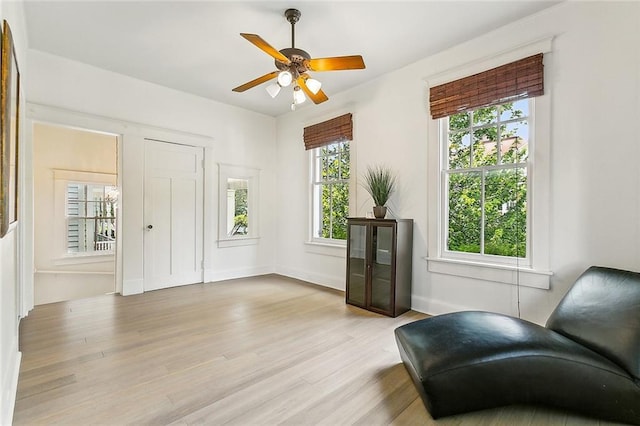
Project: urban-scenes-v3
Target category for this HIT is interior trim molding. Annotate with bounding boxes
[122,278,144,296]
[410,294,465,317]
[1,350,21,426]
[205,266,275,283]
[276,266,345,291]
[27,102,215,147]
[426,36,554,88]
[426,257,551,290]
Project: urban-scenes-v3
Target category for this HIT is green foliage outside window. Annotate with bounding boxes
[317,141,350,240]
[233,188,248,235]
[447,100,528,258]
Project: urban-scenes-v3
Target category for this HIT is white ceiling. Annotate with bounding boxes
[23,1,559,117]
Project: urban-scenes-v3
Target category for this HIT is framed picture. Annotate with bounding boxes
[0,20,20,237]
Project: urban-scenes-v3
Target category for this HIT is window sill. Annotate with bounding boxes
[305,240,346,258]
[218,236,259,248]
[425,257,552,289]
[54,252,115,266]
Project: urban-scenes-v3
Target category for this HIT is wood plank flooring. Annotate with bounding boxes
[14,275,621,425]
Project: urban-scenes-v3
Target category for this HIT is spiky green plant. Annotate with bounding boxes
[362,165,396,206]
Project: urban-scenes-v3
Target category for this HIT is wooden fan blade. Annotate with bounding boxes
[240,33,290,64]
[308,55,365,71]
[232,71,279,92]
[297,75,329,104]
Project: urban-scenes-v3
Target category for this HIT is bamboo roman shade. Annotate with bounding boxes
[303,113,353,150]
[429,53,544,119]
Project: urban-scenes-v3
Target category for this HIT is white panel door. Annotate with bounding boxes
[144,140,203,291]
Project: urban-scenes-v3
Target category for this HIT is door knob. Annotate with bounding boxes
[147,225,153,229]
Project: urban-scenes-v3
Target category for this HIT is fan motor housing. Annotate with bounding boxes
[276,47,311,73]
[284,8,301,24]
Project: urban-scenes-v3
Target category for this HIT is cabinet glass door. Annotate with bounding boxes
[347,224,367,306]
[370,224,393,312]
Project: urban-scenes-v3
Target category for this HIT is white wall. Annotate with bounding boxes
[275,1,640,325]
[26,49,279,298]
[0,1,28,424]
[4,0,638,420]
[32,123,117,305]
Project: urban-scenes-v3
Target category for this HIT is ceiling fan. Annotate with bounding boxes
[232,8,366,109]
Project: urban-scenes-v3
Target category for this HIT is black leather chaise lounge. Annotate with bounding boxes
[394,266,640,424]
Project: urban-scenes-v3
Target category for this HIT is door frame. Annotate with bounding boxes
[25,103,215,308]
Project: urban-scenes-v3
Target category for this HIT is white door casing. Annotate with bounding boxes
[144,140,204,291]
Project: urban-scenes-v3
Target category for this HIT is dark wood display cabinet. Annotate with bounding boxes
[345,218,413,317]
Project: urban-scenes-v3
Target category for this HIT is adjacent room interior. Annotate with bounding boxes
[32,123,117,305]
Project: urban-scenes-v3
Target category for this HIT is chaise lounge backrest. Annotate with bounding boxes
[546,266,640,379]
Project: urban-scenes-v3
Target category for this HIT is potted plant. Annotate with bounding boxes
[362,165,396,218]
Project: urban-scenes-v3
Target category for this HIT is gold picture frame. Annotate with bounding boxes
[0,20,20,237]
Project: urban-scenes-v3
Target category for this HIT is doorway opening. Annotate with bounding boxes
[32,123,118,305]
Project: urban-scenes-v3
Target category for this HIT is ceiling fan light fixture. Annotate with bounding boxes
[266,83,281,98]
[293,85,306,104]
[233,8,366,109]
[277,70,293,87]
[305,78,322,95]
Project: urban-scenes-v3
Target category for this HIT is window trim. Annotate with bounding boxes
[426,38,553,289]
[217,163,260,248]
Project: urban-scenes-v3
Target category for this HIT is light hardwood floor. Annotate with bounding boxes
[14,275,621,425]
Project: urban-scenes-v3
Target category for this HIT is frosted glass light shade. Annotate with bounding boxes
[293,86,306,104]
[277,70,293,87]
[306,78,322,95]
[266,83,281,98]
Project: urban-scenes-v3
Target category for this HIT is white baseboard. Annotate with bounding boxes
[411,294,469,317]
[1,350,21,426]
[204,266,275,283]
[275,266,345,291]
[122,278,144,295]
[123,268,277,295]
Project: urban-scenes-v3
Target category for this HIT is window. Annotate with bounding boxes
[426,44,552,288]
[443,99,529,264]
[53,170,117,262]
[304,113,353,245]
[225,178,248,236]
[218,164,259,247]
[311,140,350,241]
[66,183,118,253]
